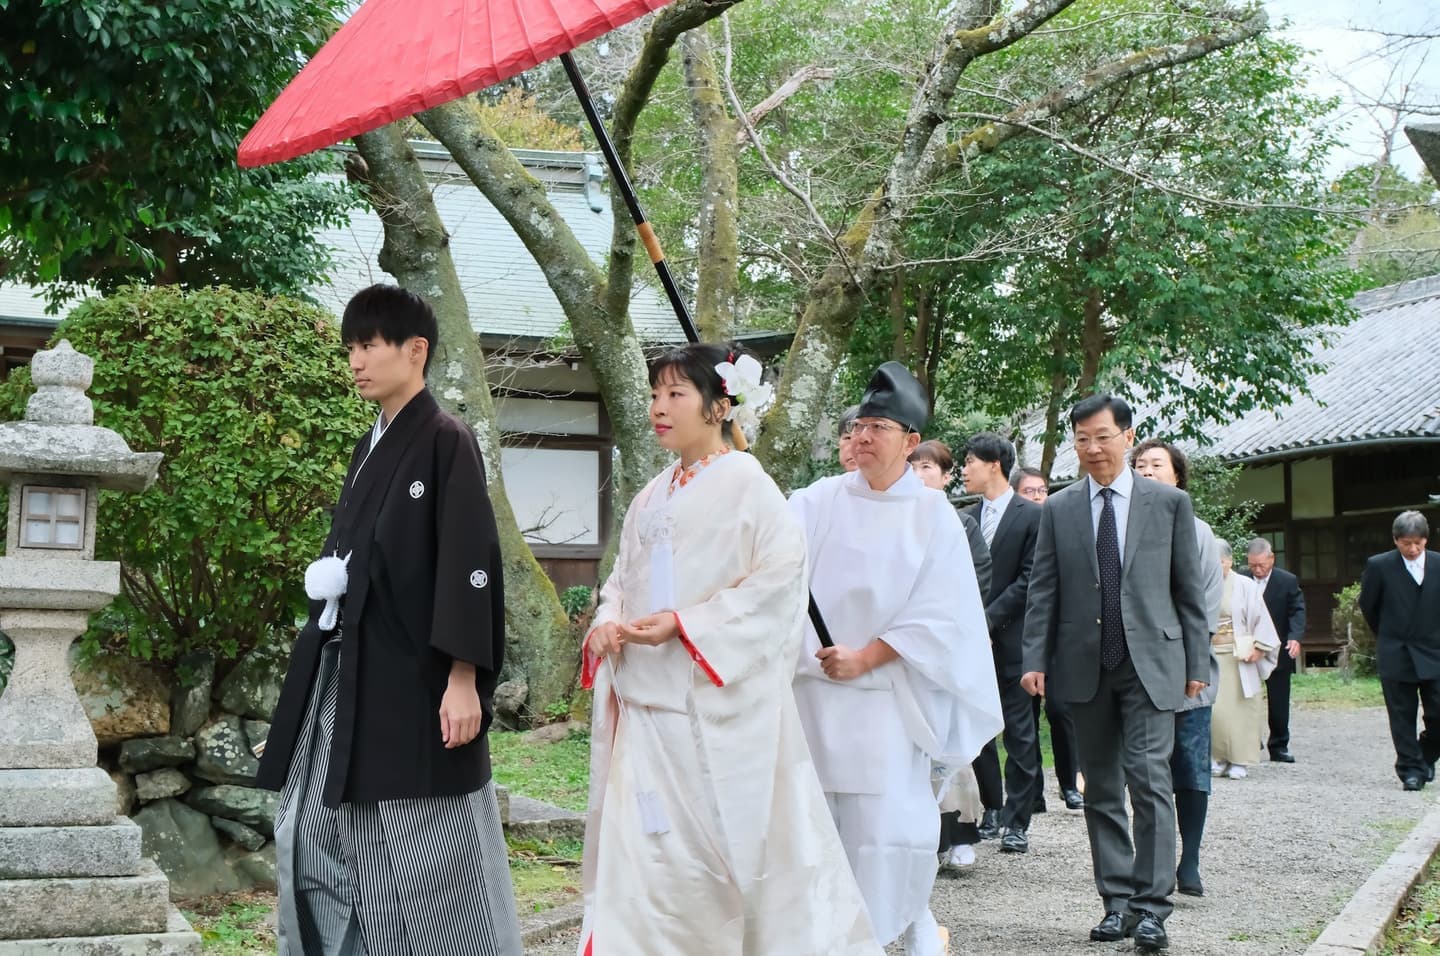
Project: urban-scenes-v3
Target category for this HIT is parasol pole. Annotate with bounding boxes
[559,51,700,346]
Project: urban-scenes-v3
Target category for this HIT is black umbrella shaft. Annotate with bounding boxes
[560,51,699,344]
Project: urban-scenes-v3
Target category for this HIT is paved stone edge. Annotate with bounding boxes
[520,901,585,947]
[1307,797,1440,954]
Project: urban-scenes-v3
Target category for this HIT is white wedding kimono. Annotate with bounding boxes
[790,468,1003,948]
[578,451,880,956]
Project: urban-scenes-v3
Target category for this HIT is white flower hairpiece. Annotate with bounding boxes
[714,353,774,434]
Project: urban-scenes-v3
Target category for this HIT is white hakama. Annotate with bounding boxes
[790,469,1003,949]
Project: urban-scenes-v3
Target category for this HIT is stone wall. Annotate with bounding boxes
[79,644,286,899]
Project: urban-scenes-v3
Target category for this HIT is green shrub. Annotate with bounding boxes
[1334,581,1376,678]
[559,585,593,620]
[0,285,371,671]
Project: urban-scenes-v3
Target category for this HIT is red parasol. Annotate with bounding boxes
[239,0,699,341]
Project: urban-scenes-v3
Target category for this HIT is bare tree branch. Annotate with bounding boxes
[735,64,838,144]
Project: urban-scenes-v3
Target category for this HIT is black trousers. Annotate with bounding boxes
[969,675,1041,829]
[1034,694,1080,791]
[1381,676,1440,780]
[974,739,1003,811]
[1266,665,1292,752]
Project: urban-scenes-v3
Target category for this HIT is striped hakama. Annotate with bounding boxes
[274,639,522,956]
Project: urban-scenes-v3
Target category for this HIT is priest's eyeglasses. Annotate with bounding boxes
[850,421,907,436]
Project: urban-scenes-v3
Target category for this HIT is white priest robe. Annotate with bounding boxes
[789,468,1003,946]
[577,451,880,956]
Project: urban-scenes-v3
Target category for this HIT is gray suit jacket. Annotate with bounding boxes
[1021,469,1210,711]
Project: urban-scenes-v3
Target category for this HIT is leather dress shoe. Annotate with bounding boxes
[1403,775,1426,791]
[977,808,1001,840]
[999,827,1029,853]
[1063,787,1085,810]
[1427,763,1436,783]
[1270,747,1295,763]
[1131,911,1168,951]
[1088,911,1132,942]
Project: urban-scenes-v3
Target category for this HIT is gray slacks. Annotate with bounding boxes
[1069,657,1177,919]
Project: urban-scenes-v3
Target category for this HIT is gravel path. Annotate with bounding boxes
[524,704,1434,954]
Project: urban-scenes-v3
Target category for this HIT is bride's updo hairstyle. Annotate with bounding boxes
[648,341,754,426]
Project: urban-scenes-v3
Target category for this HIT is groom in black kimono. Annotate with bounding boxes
[258,284,521,955]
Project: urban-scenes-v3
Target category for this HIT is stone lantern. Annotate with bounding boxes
[0,341,198,952]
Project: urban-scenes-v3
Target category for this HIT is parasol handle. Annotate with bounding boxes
[560,52,700,345]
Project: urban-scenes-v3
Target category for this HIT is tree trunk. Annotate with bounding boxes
[1077,284,1105,393]
[415,102,664,506]
[682,26,741,342]
[349,124,575,718]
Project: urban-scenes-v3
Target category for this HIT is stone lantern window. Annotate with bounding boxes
[19,485,86,550]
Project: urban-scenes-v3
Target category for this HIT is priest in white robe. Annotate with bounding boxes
[577,343,880,956]
[790,362,1004,956]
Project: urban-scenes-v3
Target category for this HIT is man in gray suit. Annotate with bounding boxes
[1020,395,1209,953]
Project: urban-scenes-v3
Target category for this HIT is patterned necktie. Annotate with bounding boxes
[1098,487,1127,670]
[981,503,999,547]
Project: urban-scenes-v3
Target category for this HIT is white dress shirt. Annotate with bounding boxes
[1087,468,1134,564]
[1406,552,1425,586]
[980,487,1015,546]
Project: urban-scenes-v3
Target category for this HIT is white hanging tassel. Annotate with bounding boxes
[305,552,351,632]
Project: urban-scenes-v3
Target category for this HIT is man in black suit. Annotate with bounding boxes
[1245,539,1306,762]
[1359,511,1440,791]
[962,433,1041,854]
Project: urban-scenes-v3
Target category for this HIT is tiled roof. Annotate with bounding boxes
[0,142,682,345]
[1033,274,1440,480]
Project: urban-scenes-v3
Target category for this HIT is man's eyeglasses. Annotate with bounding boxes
[1073,431,1125,450]
[850,421,906,437]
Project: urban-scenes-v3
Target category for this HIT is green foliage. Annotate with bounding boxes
[1187,456,1260,553]
[0,285,371,668]
[183,896,275,955]
[1289,670,1383,709]
[0,0,359,304]
[1334,581,1377,678]
[559,584,593,620]
[1332,162,1440,291]
[1379,858,1440,956]
[489,728,591,812]
[845,7,1358,473]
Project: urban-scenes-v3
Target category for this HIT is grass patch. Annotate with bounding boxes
[490,728,591,812]
[508,835,583,915]
[1292,670,1384,709]
[185,891,276,955]
[1378,858,1440,954]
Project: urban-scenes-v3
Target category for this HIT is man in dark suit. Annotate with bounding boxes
[962,433,1041,854]
[1359,510,1440,791]
[1245,538,1306,762]
[1021,395,1209,953]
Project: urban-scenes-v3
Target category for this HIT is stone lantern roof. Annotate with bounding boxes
[0,340,161,492]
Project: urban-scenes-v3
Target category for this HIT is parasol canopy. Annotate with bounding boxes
[238,0,673,168]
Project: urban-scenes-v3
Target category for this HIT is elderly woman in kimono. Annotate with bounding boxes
[577,343,880,956]
[791,362,1004,956]
[1211,538,1282,778]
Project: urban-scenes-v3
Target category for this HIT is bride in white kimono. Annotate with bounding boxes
[577,343,880,956]
[790,362,1004,956]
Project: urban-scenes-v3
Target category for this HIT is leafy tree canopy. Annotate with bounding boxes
[0,0,358,306]
[0,285,372,668]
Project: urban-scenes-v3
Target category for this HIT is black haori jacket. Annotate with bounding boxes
[256,389,505,806]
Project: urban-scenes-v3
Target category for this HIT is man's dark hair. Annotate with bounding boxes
[1069,393,1133,431]
[341,284,439,375]
[964,432,1015,476]
[1010,465,1045,491]
[1131,438,1191,491]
